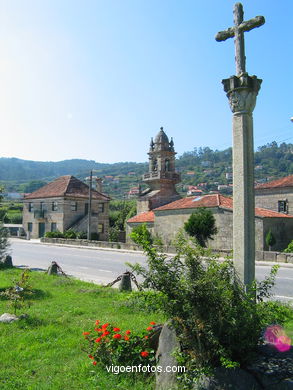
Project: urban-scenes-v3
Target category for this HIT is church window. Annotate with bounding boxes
[165,159,170,171]
[278,200,287,213]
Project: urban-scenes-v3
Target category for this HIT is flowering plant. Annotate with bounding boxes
[83,320,157,368]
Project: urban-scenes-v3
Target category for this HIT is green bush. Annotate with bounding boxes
[284,240,293,253]
[64,229,77,239]
[76,231,87,239]
[129,226,291,385]
[44,231,64,238]
[184,207,218,247]
[265,230,276,250]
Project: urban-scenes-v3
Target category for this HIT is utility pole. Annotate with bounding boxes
[87,170,93,240]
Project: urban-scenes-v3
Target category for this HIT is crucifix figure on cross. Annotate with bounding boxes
[215,3,265,76]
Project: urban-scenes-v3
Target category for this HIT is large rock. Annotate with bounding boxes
[0,255,13,268]
[193,367,261,390]
[0,313,19,323]
[156,322,180,390]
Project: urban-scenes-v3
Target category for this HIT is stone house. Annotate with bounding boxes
[127,194,293,251]
[255,175,293,215]
[22,175,110,239]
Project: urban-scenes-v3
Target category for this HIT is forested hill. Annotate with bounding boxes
[1,141,293,196]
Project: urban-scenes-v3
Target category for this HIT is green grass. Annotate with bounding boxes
[0,269,165,390]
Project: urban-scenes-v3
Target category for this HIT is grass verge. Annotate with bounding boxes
[0,268,165,390]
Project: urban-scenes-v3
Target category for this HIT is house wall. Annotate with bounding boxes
[255,188,293,214]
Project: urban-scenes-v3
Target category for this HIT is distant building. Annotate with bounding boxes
[127,186,140,198]
[186,186,203,197]
[22,175,110,239]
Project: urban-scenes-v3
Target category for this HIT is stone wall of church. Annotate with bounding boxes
[255,188,293,214]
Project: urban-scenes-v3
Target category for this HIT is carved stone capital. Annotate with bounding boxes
[222,73,262,114]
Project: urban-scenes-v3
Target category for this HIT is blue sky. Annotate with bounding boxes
[0,0,292,163]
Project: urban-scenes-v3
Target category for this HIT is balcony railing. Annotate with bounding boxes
[34,210,46,219]
[142,172,180,181]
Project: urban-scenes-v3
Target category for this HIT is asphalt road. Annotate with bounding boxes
[8,238,293,302]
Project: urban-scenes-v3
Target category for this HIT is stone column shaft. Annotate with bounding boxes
[222,73,262,286]
[232,112,255,284]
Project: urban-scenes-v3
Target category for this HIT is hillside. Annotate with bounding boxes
[1,141,293,199]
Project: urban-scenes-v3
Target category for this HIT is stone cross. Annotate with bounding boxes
[216,3,265,288]
[215,3,265,76]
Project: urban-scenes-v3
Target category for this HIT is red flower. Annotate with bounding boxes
[124,336,129,341]
[146,326,153,331]
[95,320,100,325]
[95,337,102,343]
[125,330,131,335]
[140,351,149,358]
[82,332,90,336]
[113,334,122,339]
[88,354,94,359]
[144,336,149,339]
[95,328,103,332]
[113,327,121,332]
[93,361,97,366]
[150,321,156,325]
[101,323,110,329]
[102,330,110,336]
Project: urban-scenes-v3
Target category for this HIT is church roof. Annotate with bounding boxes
[255,175,293,189]
[154,194,293,218]
[153,127,172,151]
[24,175,110,200]
[127,210,155,223]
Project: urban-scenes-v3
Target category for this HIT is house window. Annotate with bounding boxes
[71,202,77,211]
[52,201,58,211]
[98,203,104,213]
[98,223,104,233]
[28,203,34,212]
[27,222,33,232]
[51,223,57,232]
[40,202,46,211]
[278,200,287,213]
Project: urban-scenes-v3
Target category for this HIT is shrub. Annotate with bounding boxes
[76,231,87,239]
[284,240,293,253]
[130,223,153,245]
[184,207,218,247]
[265,230,276,251]
[0,269,33,314]
[109,226,120,242]
[128,227,291,385]
[83,320,156,369]
[45,231,64,238]
[64,229,77,239]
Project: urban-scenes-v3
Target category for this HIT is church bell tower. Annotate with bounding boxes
[137,127,181,213]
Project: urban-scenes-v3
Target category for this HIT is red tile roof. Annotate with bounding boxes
[127,211,154,223]
[24,175,110,200]
[155,194,233,211]
[154,194,293,218]
[255,175,293,189]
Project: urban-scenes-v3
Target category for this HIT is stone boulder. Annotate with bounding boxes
[0,255,13,268]
[156,322,180,390]
[193,367,261,390]
[0,313,19,323]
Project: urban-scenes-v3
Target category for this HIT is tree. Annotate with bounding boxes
[184,208,218,247]
[265,230,276,251]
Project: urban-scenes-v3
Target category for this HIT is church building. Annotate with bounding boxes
[126,129,293,252]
